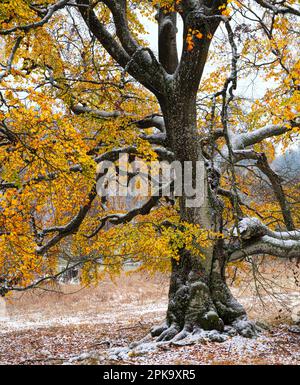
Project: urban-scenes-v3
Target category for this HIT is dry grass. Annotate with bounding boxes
[230,258,300,326]
[6,272,169,320]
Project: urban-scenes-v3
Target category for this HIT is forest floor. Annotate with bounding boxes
[0,262,300,365]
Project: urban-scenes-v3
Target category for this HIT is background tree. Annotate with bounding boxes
[0,0,299,342]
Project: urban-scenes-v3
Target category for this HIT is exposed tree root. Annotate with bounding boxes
[148,315,257,346]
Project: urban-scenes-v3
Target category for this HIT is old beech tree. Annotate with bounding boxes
[0,0,299,342]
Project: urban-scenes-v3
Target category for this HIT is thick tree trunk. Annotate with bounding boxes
[152,98,257,342]
[152,240,257,342]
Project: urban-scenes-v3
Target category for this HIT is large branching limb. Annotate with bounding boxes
[76,0,166,97]
[230,236,300,261]
[229,217,300,261]
[225,121,298,231]
[233,217,300,240]
[102,0,177,87]
[136,114,167,145]
[0,0,69,35]
[175,25,215,96]
[152,147,175,161]
[75,0,130,68]
[174,2,226,95]
[134,114,165,132]
[139,132,167,146]
[71,104,130,118]
[219,119,298,164]
[86,193,163,239]
[94,146,138,163]
[72,105,166,133]
[215,122,297,167]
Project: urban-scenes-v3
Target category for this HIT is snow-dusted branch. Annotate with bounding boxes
[233,217,300,241]
[229,217,300,261]
[94,146,137,163]
[231,123,294,150]
[229,148,295,230]
[217,122,298,165]
[72,105,165,131]
[72,104,167,145]
[230,235,300,261]
[139,132,167,145]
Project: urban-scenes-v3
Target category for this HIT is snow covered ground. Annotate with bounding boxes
[0,272,299,365]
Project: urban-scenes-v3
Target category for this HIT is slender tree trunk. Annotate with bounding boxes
[152,97,256,342]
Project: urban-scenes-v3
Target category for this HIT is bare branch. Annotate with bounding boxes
[230,149,295,230]
[254,0,300,17]
[101,0,139,56]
